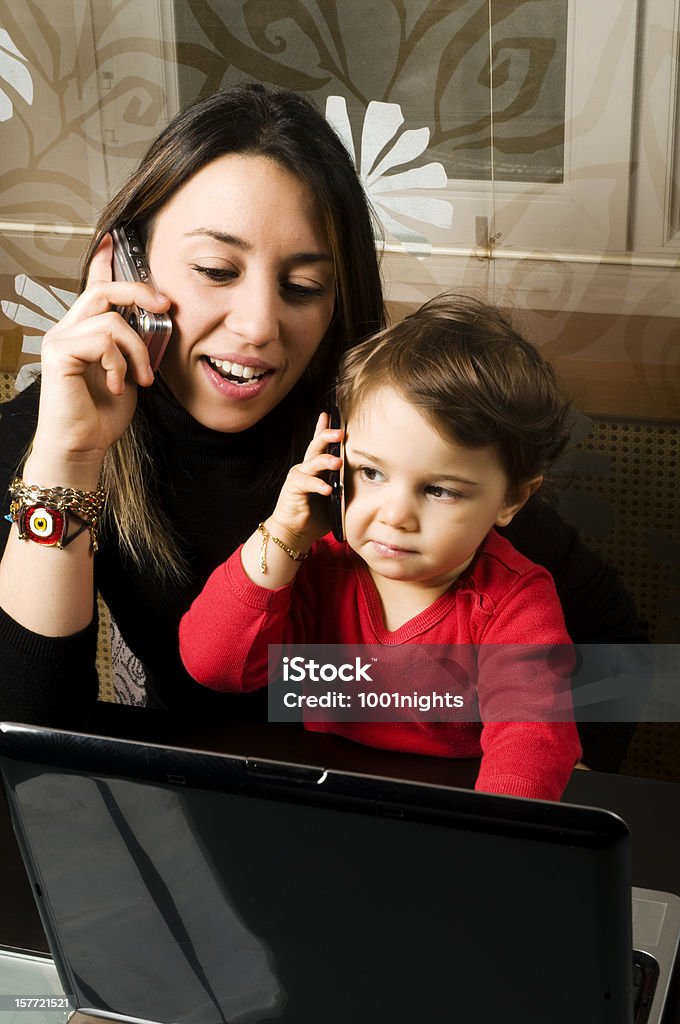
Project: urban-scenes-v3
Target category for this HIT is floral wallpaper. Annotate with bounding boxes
[0,0,678,678]
[0,2,677,405]
[171,0,568,183]
[325,96,453,252]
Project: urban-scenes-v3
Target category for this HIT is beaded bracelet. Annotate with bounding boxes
[257,522,308,574]
[7,478,106,553]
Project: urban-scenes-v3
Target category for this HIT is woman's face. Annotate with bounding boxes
[146,154,336,432]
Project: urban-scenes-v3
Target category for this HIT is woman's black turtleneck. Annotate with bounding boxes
[97,377,303,715]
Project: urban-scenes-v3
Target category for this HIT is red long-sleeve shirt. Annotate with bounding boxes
[180,530,581,800]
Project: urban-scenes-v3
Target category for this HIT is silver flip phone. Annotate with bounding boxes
[111,225,172,371]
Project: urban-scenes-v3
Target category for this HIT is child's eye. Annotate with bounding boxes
[359,466,385,483]
[426,484,463,501]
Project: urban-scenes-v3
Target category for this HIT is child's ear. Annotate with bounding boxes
[495,476,543,527]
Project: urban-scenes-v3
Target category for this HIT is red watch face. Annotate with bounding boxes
[22,504,66,546]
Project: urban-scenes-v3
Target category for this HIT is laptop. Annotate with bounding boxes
[0,721,678,1024]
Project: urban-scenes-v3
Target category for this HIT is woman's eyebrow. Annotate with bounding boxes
[287,251,334,266]
[184,228,250,248]
[183,228,333,265]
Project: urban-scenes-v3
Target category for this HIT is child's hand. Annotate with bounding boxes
[239,413,343,588]
[269,412,343,551]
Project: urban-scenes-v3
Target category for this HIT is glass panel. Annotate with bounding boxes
[172,0,567,183]
[487,0,568,183]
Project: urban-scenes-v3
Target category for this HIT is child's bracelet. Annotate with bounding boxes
[7,477,106,553]
[257,522,308,574]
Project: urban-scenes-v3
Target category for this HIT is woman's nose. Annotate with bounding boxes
[226,275,279,346]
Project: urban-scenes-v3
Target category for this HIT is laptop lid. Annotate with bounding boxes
[0,722,644,1024]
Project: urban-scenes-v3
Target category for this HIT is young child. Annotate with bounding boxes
[180,294,582,800]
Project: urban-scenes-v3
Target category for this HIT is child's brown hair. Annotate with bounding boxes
[336,293,570,497]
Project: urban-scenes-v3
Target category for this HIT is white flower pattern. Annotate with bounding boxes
[326,96,453,253]
[1,274,76,390]
[0,29,33,121]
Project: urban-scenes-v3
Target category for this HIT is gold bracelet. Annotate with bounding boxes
[257,522,308,574]
[8,477,106,553]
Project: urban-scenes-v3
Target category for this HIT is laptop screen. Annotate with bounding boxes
[0,724,634,1024]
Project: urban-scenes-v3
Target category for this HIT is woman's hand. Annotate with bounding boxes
[27,234,171,487]
[239,413,343,588]
[0,231,170,634]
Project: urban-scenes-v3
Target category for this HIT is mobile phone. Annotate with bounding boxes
[111,225,172,371]
[327,405,345,542]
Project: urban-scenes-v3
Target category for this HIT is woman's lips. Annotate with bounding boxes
[206,355,271,379]
[201,356,274,399]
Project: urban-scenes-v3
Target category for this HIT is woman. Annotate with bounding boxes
[0,84,644,768]
[0,84,383,720]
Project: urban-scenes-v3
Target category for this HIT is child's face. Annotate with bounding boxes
[343,386,529,592]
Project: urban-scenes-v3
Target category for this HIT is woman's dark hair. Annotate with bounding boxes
[82,83,386,576]
[337,293,571,497]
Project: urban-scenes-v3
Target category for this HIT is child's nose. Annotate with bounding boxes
[378,489,418,531]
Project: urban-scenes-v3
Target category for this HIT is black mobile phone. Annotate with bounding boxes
[327,405,345,542]
[111,225,172,372]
